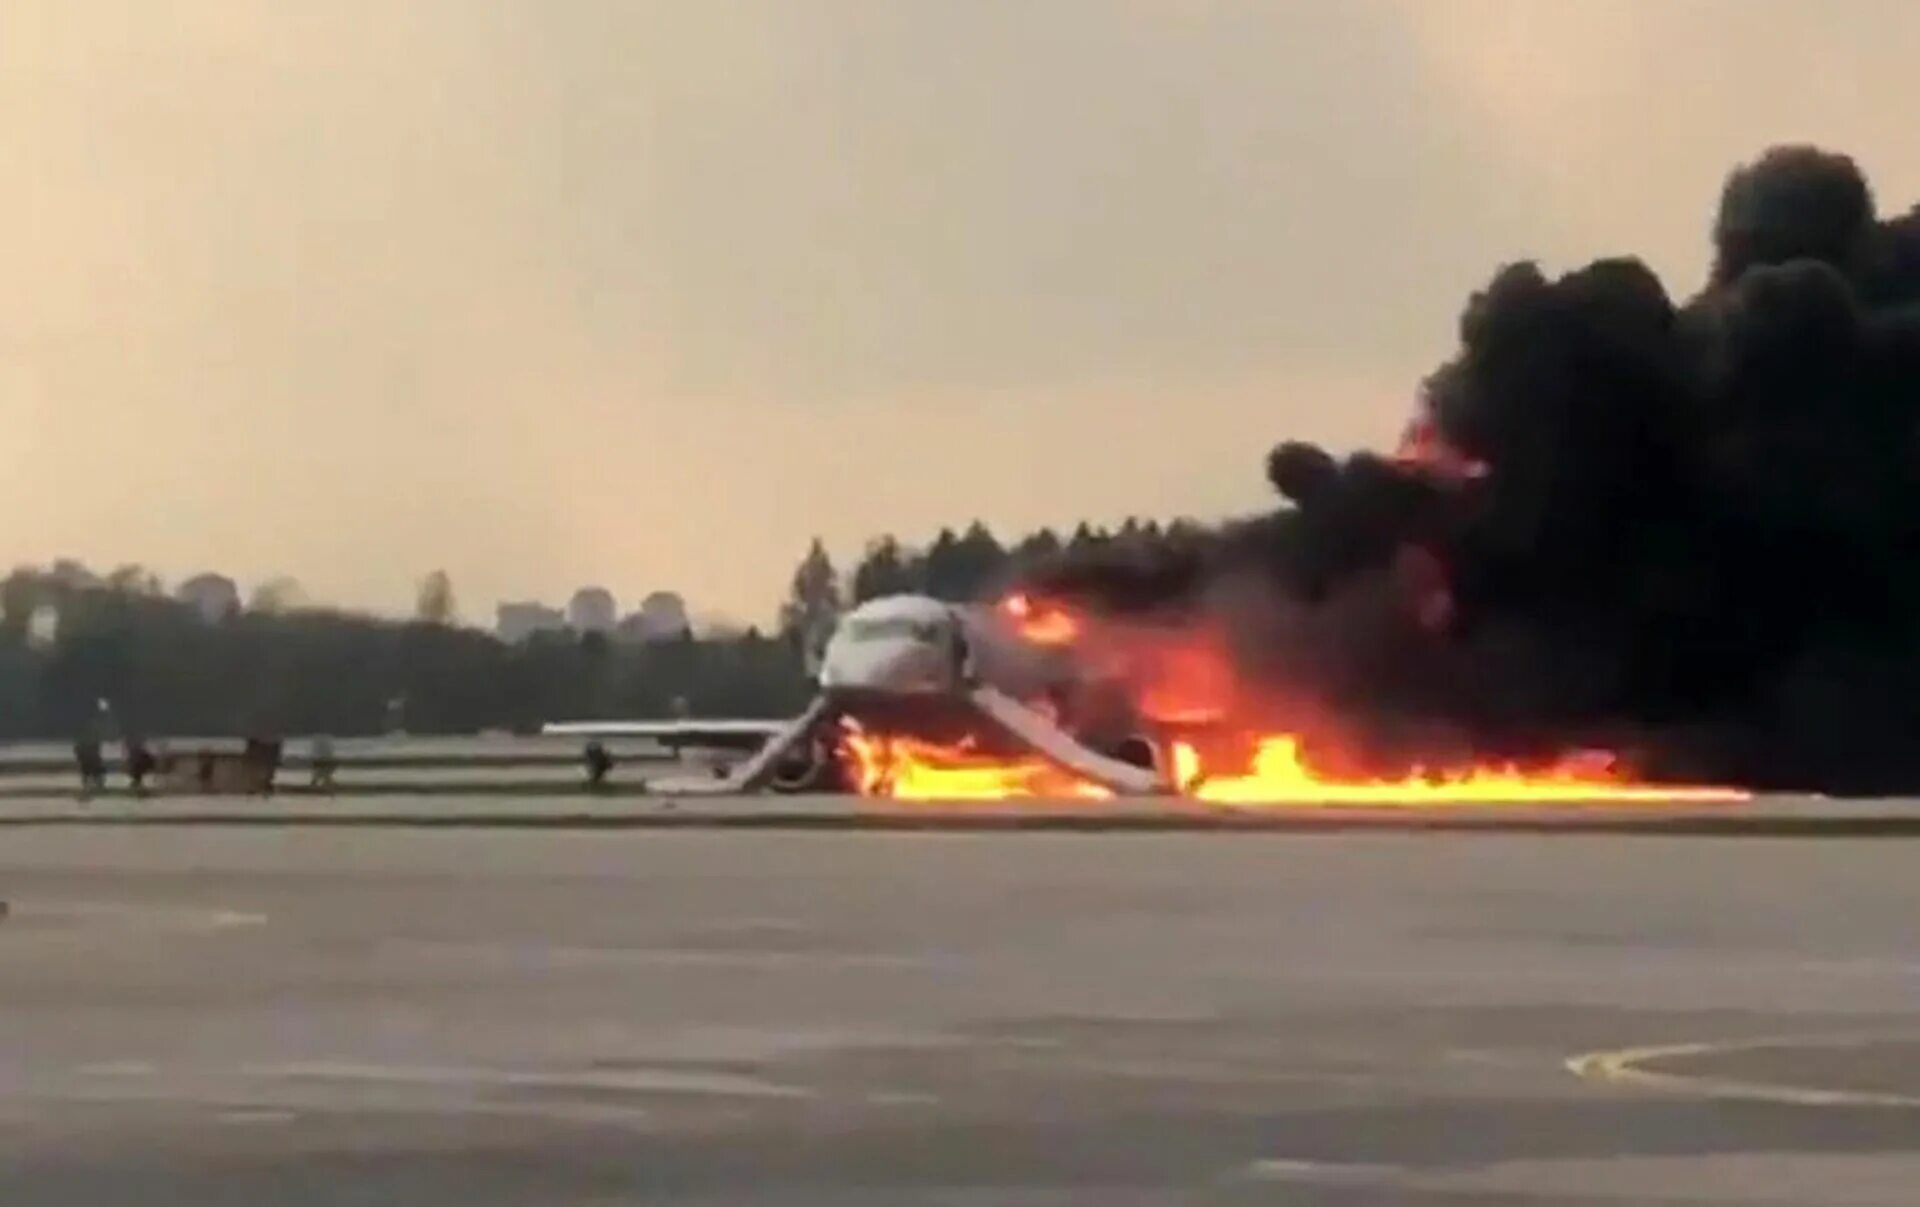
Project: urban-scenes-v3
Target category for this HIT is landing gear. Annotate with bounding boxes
[766,728,845,794]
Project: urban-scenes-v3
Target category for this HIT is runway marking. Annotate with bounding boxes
[1567,1034,1920,1108]
[251,1061,815,1100]
[1243,1158,1404,1184]
[378,938,943,971]
[0,901,266,944]
[77,1061,156,1078]
[217,1108,297,1126]
[206,910,269,929]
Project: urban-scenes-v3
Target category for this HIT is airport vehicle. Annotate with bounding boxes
[543,593,1170,795]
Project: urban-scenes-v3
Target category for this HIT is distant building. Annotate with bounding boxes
[616,590,691,643]
[176,573,240,624]
[567,586,617,635]
[496,601,566,643]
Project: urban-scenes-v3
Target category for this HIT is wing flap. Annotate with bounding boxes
[541,718,785,751]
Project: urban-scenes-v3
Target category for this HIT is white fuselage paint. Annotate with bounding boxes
[816,595,1074,703]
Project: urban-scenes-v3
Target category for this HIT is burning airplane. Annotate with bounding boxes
[547,590,1741,804]
[560,144,1920,802]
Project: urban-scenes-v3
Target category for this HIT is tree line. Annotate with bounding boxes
[0,519,1181,740]
[780,517,1198,640]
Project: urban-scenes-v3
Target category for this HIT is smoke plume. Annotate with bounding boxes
[1023,146,1920,792]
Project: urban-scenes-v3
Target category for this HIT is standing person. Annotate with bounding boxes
[243,736,283,797]
[123,737,157,798]
[72,736,105,800]
[309,735,337,793]
[583,740,614,791]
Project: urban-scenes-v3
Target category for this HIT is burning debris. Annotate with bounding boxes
[1014,146,1920,796]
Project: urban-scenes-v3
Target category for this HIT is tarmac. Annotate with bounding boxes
[1,798,1918,1203]
[0,789,1919,835]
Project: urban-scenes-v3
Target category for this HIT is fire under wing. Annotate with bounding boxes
[539,593,1170,797]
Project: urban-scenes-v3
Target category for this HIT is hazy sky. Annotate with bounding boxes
[5,1,1919,627]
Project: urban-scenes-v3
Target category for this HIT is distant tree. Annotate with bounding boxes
[953,520,1007,599]
[248,576,305,615]
[106,564,164,595]
[693,612,749,642]
[1010,527,1063,569]
[415,570,457,626]
[850,535,917,603]
[48,559,98,589]
[1,568,41,641]
[920,527,965,599]
[777,538,842,653]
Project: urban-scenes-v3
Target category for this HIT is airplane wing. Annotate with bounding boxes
[645,696,836,795]
[541,718,787,751]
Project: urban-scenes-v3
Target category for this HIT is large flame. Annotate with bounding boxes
[839,722,1112,801]
[834,591,1748,806]
[840,723,1745,805]
[1171,737,1745,805]
[1000,592,1082,645]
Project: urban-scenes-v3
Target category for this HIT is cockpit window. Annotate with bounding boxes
[842,617,943,642]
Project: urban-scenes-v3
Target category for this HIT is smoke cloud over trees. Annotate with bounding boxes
[1022,145,1920,793]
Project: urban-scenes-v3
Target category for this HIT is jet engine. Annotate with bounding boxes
[1106,734,1161,773]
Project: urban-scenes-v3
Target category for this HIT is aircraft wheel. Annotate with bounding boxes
[767,732,840,794]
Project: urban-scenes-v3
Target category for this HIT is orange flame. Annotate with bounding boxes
[839,723,1111,801]
[903,579,1750,807]
[839,722,1745,805]
[1000,593,1082,646]
[840,727,1749,804]
[1171,736,1745,805]
[1394,414,1489,480]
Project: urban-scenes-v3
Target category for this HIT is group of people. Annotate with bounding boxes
[72,736,159,798]
[69,735,338,799]
[66,735,622,797]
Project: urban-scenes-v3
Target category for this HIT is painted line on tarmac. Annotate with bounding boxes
[252,1060,816,1100]
[76,1061,157,1078]
[1567,1034,1920,1108]
[1242,1158,1405,1184]
[0,901,266,945]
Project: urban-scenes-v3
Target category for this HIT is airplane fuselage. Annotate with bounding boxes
[546,592,1168,795]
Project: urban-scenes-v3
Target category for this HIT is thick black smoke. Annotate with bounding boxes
[1023,146,1920,792]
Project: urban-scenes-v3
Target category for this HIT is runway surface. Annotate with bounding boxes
[2,818,1918,1203]
[1,789,1918,836]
